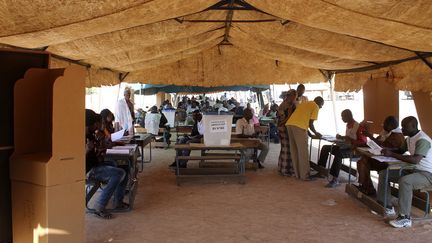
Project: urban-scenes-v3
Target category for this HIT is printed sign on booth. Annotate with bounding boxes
[210,120,227,133]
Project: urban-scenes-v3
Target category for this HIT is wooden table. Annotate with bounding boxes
[105,145,140,211]
[345,147,411,216]
[130,133,153,172]
[174,143,247,185]
[230,137,262,170]
[309,135,356,179]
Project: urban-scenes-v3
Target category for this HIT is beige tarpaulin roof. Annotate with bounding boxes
[1,0,431,90]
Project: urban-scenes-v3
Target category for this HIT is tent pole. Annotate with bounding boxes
[329,74,339,133]
[415,52,432,71]
[140,84,144,109]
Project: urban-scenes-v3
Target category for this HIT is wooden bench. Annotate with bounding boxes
[174,143,247,185]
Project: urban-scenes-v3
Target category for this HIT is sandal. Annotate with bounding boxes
[93,210,113,219]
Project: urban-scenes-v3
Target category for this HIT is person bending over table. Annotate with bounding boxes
[356,116,405,195]
[377,116,432,228]
[236,108,269,169]
[169,110,204,168]
[286,97,324,180]
[86,109,128,219]
[317,109,366,187]
[100,109,125,147]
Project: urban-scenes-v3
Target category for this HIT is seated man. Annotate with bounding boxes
[145,106,162,135]
[146,106,171,146]
[377,116,432,228]
[356,116,405,195]
[170,110,204,168]
[86,109,128,219]
[235,108,269,169]
[317,109,367,187]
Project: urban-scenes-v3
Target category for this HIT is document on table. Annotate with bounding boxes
[367,138,382,155]
[112,145,137,149]
[106,149,130,155]
[371,155,402,163]
[111,129,125,142]
[321,135,342,143]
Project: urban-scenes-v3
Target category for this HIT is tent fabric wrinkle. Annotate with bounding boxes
[0,0,430,91]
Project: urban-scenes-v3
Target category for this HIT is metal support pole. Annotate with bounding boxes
[329,75,339,133]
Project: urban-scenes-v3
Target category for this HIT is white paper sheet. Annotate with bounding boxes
[111,129,125,142]
[106,149,130,155]
[367,138,382,150]
[367,138,383,155]
[371,156,403,163]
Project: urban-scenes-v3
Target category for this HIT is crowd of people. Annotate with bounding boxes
[274,85,432,228]
[85,85,432,228]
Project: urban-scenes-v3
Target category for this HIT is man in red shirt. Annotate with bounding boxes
[317,109,367,187]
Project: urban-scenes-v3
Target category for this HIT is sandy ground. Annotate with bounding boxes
[85,144,432,243]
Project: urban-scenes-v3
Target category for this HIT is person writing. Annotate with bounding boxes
[317,109,367,187]
[356,116,405,195]
[86,109,128,219]
[377,116,432,228]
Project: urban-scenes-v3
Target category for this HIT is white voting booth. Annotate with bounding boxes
[202,114,233,146]
[162,110,176,127]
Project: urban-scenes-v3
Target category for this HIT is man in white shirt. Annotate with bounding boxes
[377,116,432,228]
[170,110,204,168]
[235,108,269,169]
[115,87,135,135]
[144,106,162,135]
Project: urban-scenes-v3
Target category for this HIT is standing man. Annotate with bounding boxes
[296,84,308,104]
[115,87,135,135]
[377,116,432,228]
[286,97,324,180]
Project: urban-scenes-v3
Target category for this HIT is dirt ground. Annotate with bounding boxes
[85,144,432,243]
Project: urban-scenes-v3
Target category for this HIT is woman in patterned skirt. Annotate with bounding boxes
[277,89,297,176]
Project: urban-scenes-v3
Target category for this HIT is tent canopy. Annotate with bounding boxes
[134,84,270,95]
[1,0,431,91]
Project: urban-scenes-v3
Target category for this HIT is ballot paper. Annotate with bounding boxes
[106,149,131,155]
[111,129,125,142]
[321,135,342,142]
[371,155,403,163]
[367,138,382,155]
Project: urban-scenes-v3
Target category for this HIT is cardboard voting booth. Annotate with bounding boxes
[9,66,85,243]
[202,114,233,146]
